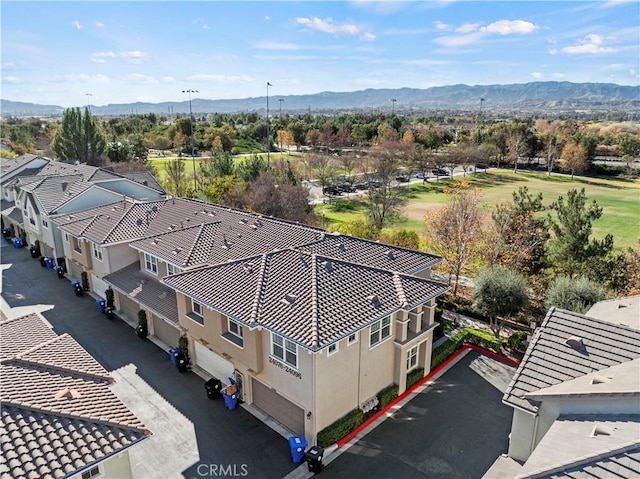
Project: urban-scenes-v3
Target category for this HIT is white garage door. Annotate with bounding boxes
[252,378,305,435]
[194,341,234,383]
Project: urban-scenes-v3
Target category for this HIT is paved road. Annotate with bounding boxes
[1,242,295,479]
[326,351,516,479]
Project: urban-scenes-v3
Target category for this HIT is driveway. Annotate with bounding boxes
[1,242,295,479]
[325,351,516,479]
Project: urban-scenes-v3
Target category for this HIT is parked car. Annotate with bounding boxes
[476,163,490,170]
[414,172,427,179]
[431,168,449,176]
[336,183,356,193]
[353,182,369,190]
[367,180,381,188]
[323,186,342,196]
[395,175,410,182]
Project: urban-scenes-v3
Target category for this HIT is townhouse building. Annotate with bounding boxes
[53,196,449,445]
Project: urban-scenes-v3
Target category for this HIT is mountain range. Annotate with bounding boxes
[2,82,639,117]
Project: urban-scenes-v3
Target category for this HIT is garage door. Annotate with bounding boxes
[252,378,305,435]
[151,314,180,347]
[194,341,234,383]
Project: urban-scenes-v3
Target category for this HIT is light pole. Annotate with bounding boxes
[278,99,284,152]
[85,93,93,113]
[266,82,272,166]
[182,89,198,193]
[391,98,397,114]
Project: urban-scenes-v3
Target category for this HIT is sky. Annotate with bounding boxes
[1,1,638,108]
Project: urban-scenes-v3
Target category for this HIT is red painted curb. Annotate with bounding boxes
[336,345,519,448]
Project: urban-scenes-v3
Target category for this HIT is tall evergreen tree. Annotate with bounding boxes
[52,107,106,165]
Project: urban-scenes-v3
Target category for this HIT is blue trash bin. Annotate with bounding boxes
[221,378,239,410]
[168,347,180,367]
[12,238,22,248]
[288,436,308,463]
[96,298,106,313]
[44,257,54,269]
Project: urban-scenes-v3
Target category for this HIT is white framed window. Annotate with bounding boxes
[369,316,391,348]
[42,218,49,229]
[271,333,297,368]
[188,299,204,325]
[144,253,158,274]
[327,343,338,356]
[92,242,103,261]
[228,319,243,339]
[81,465,100,479]
[64,232,69,243]
[407,345,419,371]
[167,263,182,275]
[348,333,358,345]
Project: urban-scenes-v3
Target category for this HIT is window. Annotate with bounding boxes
[228,319,243,339]
[81,466,100,479]
[167,263,182,275]
[42,218,49,229]
[369,316,391,347]
[223,318,244,347]
[348,333,358,345]
[188,299,204,325]
[72,237,82,253]
[92,242,103,261]
[407,345,418,371]
[327,343,338,356]
[271,333,297,368]
[64,232,69,243]
[144,253,157,274]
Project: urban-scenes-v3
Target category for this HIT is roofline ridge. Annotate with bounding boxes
[517,439,640,479]
[249,253,269,324]
[552,306,640,333]
[310,254,319,349]
[0,313,44,327]
[7,357,113,384]
[104,200,149,243]
[393,272,408,308]
[0,400,151,435]
[183,222,209,266]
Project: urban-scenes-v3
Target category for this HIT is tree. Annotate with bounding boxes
[472,266,530,337]
[540,132,559,175]
[52,107,106,165]
[306,152,338,197]
[560,141,588,179]
[424,181,485,295]
[547,188,614,277]
[379,229,420,250]
[164,158,188,197]
[507,130,527,173]
[544,276,607,314]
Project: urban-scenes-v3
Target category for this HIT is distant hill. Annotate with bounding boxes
[2,82,639,117]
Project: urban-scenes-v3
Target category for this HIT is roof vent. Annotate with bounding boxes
[54,388,82,400]
[222,234,230,249]
[61,182,68,191]
[151,206,158,213]
[591,424,615,437]
[282,293,297,305]
[367,294,381,308]
[173,248,182,255]
[591,375,612,385]
[565,336,584,350]
[158,291,167,299]
[151,239,159,245]
[322,260,333,272]
[243,262,254,273]
[385,250,395,260]
[239,219,248,225]
[337,243,345,252]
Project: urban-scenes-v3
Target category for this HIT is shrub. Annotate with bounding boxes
[406,368,425,389]
[317,408,364,448]
[507,330,529,351]
[463,328,503,352]
[431,330,467,369]
[544,276,608,314]
[178,335,190,360]
[81,271,90,291]
[377,384,399,409]
[105,287,115,309]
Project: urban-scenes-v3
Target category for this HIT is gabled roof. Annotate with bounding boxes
[37,161,121,182]
[163,248,449,351]
[515,414,640,479]
[586,295,640,329]
[0,313,150,479]
[0,154,46,180]
[0,199,23,224]
[18,175,93,214]
[122,171,166,194]
[503,308,640,414]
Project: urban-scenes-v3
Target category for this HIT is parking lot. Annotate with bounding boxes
[324,351,516,479]
[1,242,296,479]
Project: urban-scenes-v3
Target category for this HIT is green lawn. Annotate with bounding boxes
[319,171,640,250]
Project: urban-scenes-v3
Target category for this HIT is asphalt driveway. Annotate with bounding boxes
[326,351,516,479]
[1,242,295,479]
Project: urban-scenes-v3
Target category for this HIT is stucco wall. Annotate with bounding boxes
[508,408,536,461]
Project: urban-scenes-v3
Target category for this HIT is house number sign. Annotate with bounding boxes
[269,357,302,379]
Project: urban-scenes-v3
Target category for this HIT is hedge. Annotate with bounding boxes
[431,328,503,370]
[377,384,399,409]
[406,368,425,389]
[317,408,364,448]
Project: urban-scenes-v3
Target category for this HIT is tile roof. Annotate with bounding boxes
[103,263,178,324]
[19,175,93,214]
[0,155,44,179]
[503,308,640,414]
[164,248,449,350]
[0,199,24,225]
[121,171,166,194]
[37,162,121,183]
[515,415,640,479]
[586,295,640,329]
[0,314,150,479]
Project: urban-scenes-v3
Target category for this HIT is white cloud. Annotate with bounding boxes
[121,73,159,84]
[2,75,20,84]
[202,25,209,30]
[296,17,360,35]
[92,51,149,64]
[353,78,388,87]
[456,23,480,33]
[549,49,558,55]
[361,32,376,41]
[434,32,484,47]
[265,16,270,21]
[185,74,254,85]
[72,20,82,30]
[552,73,565,79]
[480,20,537,35]
[1,62,17,70]
[433,20,450,31]
[562,34,615,54]
[531,71,543,79]
[159,76,176,83]
[95,22,104,28]
[47,73,110,84]
[253,40,305,51]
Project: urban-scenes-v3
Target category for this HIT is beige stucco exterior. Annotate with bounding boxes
[68,450,135,479]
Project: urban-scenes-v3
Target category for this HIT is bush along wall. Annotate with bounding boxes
[431,328,504,370]
[406,368,425,389]
[317,408,364,448]
[377,384,399,409]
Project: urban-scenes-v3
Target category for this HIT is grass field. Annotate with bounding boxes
[318,171,640,250]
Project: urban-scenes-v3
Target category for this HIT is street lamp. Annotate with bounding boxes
[266,82,272,166]
[278,99,284,152]
[182,89,198,192]
[85,93,93,113]
[391,98,397,114]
